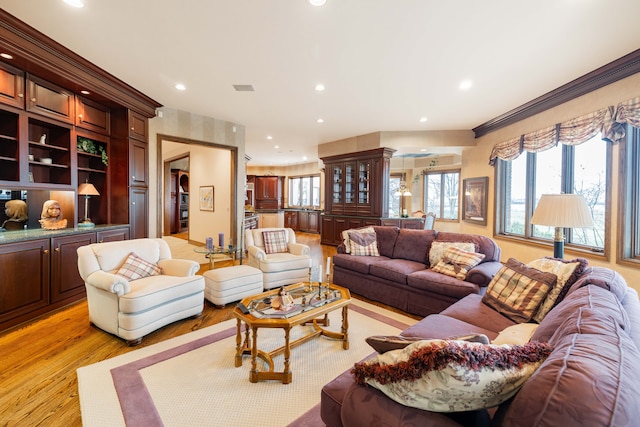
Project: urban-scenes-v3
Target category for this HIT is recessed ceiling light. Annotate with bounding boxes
[174,83,186,91]
[274,145,279,149]
[317,118,324,123]
[303,156,308,161]
[308,0,327,6]
[0,53,14,60]
[314,83,325,92]
[420,148,427,152]
[419,117,428,123]
[63,0,85,8]
[267,136,273,140]
[459,79,472,90]
[80,90,90,95]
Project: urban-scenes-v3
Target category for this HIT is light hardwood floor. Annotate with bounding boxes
[0,232,411,426]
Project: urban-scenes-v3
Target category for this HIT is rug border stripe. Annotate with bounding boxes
[108,302,411,425]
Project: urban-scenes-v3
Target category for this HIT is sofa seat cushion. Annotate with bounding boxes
[532,284,630,343]
[401,314,502,341]
[333,253,391,275]
[118,274,205,314]
[257,252,311,273]
[407,270,481,299]
[440,294,517,334]
[499,319,640,426]
[340,381,488,427]
[370,259,427,284]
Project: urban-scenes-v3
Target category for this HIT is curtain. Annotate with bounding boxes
[489,96,640,165]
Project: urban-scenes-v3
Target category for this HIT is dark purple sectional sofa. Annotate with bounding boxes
[332,227,503,317]
[321,267,640,426]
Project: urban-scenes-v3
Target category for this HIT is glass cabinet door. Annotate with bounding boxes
[345,162,356,204]
[358,160,370,204]
[332,164,343,204]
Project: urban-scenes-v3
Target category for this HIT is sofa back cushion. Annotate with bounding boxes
[90,238,169,273]
[435,232,501,262]
[498,312,640,426]
[391,228,436,264]
[372,226,401,258]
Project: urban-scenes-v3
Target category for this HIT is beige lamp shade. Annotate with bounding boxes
[531,194,595,228]
[78,183,100,196]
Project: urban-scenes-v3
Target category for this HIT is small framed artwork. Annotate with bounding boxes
[462,177,488,225]
[199,185,214,211]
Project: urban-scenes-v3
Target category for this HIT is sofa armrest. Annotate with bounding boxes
[85,270,130,296]
[288,242,310,256]
[158,259,200,276]
[248,245,267,261]
[337,243,347,254]
[466,261,503,287]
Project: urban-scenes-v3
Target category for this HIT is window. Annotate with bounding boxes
[423,170,459,220]
[288,174,320,208]
[389,174,401,217]
[496,134,609,254]
[621,125,640,264]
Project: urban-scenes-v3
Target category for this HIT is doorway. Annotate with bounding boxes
[164,154,190,237]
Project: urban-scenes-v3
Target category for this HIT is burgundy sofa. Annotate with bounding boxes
[332,227,503,317]
[321,267,640,426]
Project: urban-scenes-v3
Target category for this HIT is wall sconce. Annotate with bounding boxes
[530,194,595,258]
[78,182,100,228]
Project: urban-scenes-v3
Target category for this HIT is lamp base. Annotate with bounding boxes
[78,220,95,228]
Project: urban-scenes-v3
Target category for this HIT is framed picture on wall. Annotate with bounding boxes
[199,185,214,211]
[462,177,488,225]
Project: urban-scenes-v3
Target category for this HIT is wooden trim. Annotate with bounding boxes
[473,49,640,138]
[0,10,161,117]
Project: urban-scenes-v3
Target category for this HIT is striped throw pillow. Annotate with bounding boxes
[262,230,289,254]
[431,246,485,280]
[348,230,379,256]
[115,252,162,280]
[482,258,557,323]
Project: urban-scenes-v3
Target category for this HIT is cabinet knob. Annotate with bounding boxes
[43,249,49,254]
[131,127,134,131]
[131,176,136,180]
[31,98,36,102]
[99,240,104,243]
[18,93,23,98]
[132,201,136,205]
[55,247,60,252]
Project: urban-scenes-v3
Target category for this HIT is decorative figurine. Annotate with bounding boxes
[271,286,294,311]
[1,200,28,231]
[39,134,46,144]
[39,199,67,230]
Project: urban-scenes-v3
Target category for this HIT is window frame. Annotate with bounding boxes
[618,124,640,266]
[495,140,612,259]
[422,169,460,222]
[287,174,321,209]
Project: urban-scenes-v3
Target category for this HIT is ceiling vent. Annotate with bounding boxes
[233,84,255,92]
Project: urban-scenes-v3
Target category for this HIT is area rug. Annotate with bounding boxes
[162,235,231,265]
[77,299,416,427]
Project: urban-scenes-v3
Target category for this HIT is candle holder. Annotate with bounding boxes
[305,267,312,292]
[324,273,331,299]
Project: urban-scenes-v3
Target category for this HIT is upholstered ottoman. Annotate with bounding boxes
[203,265,263,307]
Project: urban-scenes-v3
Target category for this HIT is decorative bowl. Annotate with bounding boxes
[40,157,52,164]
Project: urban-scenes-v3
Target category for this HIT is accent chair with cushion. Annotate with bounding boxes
[77,238,205,345]
[244,227,311,289]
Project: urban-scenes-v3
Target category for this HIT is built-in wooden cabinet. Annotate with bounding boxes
[0,62,24,109]
[128,111,148,142]
[321,148,395,245]
[26,74,74,124]
[284,210,297,229]
[0,226,128,333]
[76,96,110,135]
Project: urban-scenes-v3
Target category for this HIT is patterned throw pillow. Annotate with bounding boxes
[431,246,485,280]
[366,334,490,354]
[115,252,162,280]
[262,230,289,254]
[527,257,588,322]
[348,230,379,256]
[352,339,552,412]
[482,258,557,323]
[428,241,477,267]
[342,226,375,254]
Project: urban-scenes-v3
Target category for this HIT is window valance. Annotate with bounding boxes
[489,96,640,165]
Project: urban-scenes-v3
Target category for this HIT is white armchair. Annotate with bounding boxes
[77,238,205,345]
[245,227,311,289]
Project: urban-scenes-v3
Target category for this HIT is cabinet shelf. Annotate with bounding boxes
[0,156,17,162]
[29,161,69,169]
[78,167,106,174]
[29,141,70,152]
[0,134,17,141]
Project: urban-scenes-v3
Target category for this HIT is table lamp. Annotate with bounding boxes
[530,194,595,259]
[78,181,100,228]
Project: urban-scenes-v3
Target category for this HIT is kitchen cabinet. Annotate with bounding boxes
[297,210,319,233]
[284,210,297,229]
[255,176,283,209]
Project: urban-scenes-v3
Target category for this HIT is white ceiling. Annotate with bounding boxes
[1,0,639,166]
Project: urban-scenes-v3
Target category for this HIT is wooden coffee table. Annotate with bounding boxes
[233,283,351,384]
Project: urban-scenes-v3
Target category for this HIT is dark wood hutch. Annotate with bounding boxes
[321,147,423,245]
[0,10,161,332]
